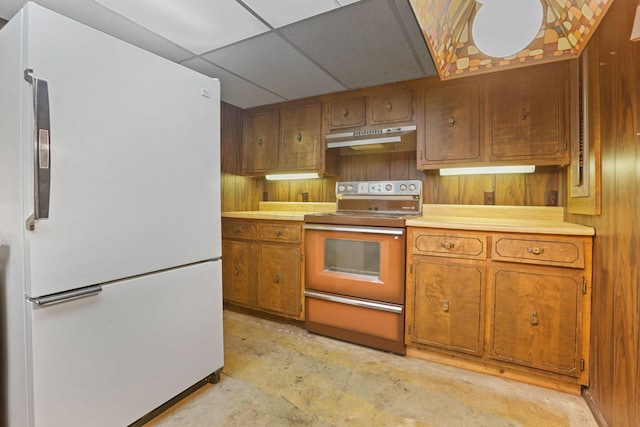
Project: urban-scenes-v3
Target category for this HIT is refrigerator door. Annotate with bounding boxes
[27,261,223,427]
[21,4,221,298]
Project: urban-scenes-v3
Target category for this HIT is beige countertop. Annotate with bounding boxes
[222,203,595,236]
[222,202,336,222]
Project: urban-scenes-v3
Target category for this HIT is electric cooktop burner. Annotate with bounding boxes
[304,180,422,227]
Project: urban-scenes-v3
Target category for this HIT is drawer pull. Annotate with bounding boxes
[530,311,538,326]
[275,230,284,236]
[440,242,455,250]
[274,274,280,283]
[235,228,242,233]
[442,299,449,312]
[297,132,302,142]
[257,137,263,147]
[343,107,349,117]
[527,247,544,255]
[448,116,455,126]
[234,268,239,275]
[385,102,393,112]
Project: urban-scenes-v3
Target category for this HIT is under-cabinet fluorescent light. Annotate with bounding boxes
[265,172,322,181]
[439,165,536,176]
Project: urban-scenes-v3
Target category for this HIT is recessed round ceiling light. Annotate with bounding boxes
[472,0,543,58]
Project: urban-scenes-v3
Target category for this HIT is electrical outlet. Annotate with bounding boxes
[262,191,268,201]
[545,190,558,206]
[484,190,495,205]
[301,191,309,202]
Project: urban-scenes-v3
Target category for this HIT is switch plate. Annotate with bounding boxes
[484,190,495,205]
[545,190,558,206]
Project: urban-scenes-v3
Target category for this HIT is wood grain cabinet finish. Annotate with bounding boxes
[489,263,585,377]
[370,88,414,125]
[410,256,484,356]
[417,61,570,170]
[485,61,570,164]
[242,103,323,175]
[323,84,415,133]
[280,104,322,171]
[222,218,304,320]
[326,96,366,130]
[406,227,592,392]
[421,81,481,165]
[242,110,279,174]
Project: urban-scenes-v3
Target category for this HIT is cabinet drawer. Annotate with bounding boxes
[258,223,301,243]
[492,234,585,268]
[412,231,487,260]
[222,221,257,240]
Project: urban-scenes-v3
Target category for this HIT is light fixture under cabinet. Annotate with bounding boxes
[265,172,322,181]
[439,165,536,176]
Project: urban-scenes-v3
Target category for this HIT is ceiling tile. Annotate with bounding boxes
[280,0,427,89]
[203,32,345,101]
[242,0,339,28]
[180,58,286,108]
[94,0,269,54]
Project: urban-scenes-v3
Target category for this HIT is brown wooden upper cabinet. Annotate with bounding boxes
[243,103,323,175]
[325,85,415,133]
[418,61,571,170]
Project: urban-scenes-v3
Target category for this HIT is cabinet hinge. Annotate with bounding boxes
[410,264,413,274]
[580,358,585,371]
[582,279,587,294]
[407,324,412,335]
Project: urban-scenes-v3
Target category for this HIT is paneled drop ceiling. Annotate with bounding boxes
[0,0,437,109]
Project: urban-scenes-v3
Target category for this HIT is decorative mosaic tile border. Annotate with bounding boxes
[409,0,613,79]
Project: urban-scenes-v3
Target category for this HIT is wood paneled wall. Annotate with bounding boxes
[565,1,640,426]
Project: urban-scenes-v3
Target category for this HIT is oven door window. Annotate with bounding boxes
[324,238,380,279]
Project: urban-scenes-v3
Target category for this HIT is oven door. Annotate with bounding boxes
[304,224,405,304]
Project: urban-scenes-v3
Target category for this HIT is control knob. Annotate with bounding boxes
[399,184,407,191]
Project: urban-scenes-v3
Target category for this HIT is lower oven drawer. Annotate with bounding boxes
[304,291,404,353]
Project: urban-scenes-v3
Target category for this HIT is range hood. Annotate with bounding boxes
[326,125,416,155]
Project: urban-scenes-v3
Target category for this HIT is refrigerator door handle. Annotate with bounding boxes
[28,285,102,307]
[24,68,51,231]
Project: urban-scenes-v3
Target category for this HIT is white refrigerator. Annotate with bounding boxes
[0,3,224,427]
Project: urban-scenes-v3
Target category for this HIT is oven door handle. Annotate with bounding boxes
[304,290,403,314]
[303,224,404,236]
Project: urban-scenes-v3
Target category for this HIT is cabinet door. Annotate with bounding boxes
[422,82,481,165]
[257,243,301,317]
[280,104,322,170]
[489,264,584,377]
[327,96,366,130]
[222,240,255,306]
[411,258,484,355]
[486,62,568,162]
[370,88,413,125]
[243,110,279,173]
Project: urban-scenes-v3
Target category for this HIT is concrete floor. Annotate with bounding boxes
[147,310,598,427]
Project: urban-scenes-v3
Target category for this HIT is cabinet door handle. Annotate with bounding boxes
[440,242,455,250]
[530,311,538,326]
[257,137,263,146]
[448,116,455,126]
[442,299,449,312]
[343,107,349,117]
[385,102,393,112]
[527,247,544,255]
[297,132,302,142]
[274,274,280,283]
[234,268,239,275]
[520,108,528,120]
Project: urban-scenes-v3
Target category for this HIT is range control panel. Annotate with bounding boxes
[336,180,422,196]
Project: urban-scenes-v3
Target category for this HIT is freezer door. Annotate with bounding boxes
[27,261,223,427]
[21,4,221,297]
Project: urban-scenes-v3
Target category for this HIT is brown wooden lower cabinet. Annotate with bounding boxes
[222,218,303,320]
[406,227,592,394]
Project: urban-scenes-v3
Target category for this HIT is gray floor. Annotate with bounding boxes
[147,310,598,426]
